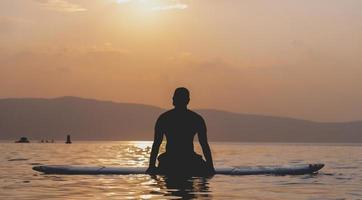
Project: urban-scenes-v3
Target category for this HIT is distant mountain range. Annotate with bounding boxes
[0,97,361,142]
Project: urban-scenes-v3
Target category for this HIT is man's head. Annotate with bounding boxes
[173,87,190,108]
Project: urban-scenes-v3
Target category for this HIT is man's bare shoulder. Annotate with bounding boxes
[187,110,205,122]
[157,110,173,121]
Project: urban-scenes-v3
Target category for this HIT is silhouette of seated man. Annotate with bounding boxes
[147,87,215,176]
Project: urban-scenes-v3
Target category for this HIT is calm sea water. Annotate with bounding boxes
[1,141,361,200]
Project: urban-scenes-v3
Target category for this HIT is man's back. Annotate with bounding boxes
[157,109,205,156]
[147,87,215,176]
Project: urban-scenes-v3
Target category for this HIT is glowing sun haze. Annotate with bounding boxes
[116,0,188,11]
[1,0,362,122]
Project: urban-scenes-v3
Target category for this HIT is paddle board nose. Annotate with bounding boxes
[32,166,42,172]
[309,163,324,171]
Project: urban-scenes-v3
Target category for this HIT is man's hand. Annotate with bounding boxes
[146,166,158,175]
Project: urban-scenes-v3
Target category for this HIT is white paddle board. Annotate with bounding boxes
[33,163,324,175]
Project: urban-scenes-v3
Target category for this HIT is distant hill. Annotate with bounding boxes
[0,97,361,142]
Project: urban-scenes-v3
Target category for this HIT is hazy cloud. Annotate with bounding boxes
[152,4,187,11]
[35,0,87,12]
[115,0,188,11]
[116,0,132,3]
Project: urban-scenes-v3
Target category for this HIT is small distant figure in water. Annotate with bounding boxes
[65,134,72,144]
[15,137,30,143]
[40,139,54,143]
[147,87,215,176]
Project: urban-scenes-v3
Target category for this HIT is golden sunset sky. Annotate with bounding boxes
[1,0,362,121]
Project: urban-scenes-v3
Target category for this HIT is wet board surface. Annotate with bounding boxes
[33,164,324,175]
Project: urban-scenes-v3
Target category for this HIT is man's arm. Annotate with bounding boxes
[147,117,163,173]
[197,117,215,173]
